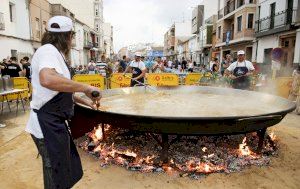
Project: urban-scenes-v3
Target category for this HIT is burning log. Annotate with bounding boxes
[78,126,278,180]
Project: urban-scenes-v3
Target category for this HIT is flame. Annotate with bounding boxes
[269,132,277,141]
[144,155,155,164]
[204,164,210,173]
[122,150,137,158]
[239,137,251,156]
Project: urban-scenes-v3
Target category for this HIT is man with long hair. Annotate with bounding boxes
[25,16,101,188]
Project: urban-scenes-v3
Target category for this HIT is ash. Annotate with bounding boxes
[77,125,278,179]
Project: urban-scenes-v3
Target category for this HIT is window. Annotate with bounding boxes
[42,21,46,34]
[247,14,254,29]
[249,0,254,3]
[237,16,242,32]
[9,3,16,22]
[218,26,221,39]
[96,24,99,31]
[95,8,99,16]
[35,18,40,38]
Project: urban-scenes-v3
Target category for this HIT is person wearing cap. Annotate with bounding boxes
[25,16,101,189]
[225,50,255,90]
[124,52,147,87]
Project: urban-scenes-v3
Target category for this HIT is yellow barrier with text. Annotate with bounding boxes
[110,73,132,89]
[0,77,30,101]
[73,74,105,90]
[185,73,203,85]
[147,73,179,86]
[275,77,293,98]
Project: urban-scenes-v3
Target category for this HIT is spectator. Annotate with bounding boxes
[221,54,232,75]
[209,58,219,71]
[288,65,300,114]
[22,56,32,80]
[167,59,173,68]
[187,60,194,72]
[120,55,127,71]
[181,57,187,70]
[87,60,96,74]
[152,56,165,73]
[0,59,7,76]
[6,57,22,77]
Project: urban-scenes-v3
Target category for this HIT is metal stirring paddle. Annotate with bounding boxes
[123,74,160,93]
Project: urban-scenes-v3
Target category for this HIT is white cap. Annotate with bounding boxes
[47,16,73,32]
[135,52,142,57]
[237,50,245,55]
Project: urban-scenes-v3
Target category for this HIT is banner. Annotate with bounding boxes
[110,73,132,89]
[185,73,203,85]
[73,74,105,90]
[147,73,179,86]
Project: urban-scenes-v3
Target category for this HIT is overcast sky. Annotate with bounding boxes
[103,0,205,52]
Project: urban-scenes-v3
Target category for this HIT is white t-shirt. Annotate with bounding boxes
[129,61,146,71]
[25,44,71,139]
[167,61,173,68]
[188,62,194,69]
[227,60,255,72]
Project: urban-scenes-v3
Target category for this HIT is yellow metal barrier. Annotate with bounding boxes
[185,73,203,85]
[275,77,293,98]
[110,73,132,89]
[73,74,105,90]
[0,77,30,101]
[146,73,179,86]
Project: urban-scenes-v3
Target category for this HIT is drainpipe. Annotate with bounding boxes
[27,0,33,52]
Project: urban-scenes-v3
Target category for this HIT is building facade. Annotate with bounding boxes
[216,0,257,62]
[103,22,114,60]
[164,20,192,60]
[254,0,300,75]
[0,0,34,60]
[29,0,51,50]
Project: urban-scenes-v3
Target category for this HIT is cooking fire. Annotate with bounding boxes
[78,124,278,179]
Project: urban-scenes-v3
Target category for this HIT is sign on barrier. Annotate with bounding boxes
[0,77,30,101]
[73,74,105,90]
[185,73,203,85]
[275,77,293,98]
[110,73,132,89]
[147,73,179,86]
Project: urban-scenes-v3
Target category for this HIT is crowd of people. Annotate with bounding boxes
[0,56,31,80]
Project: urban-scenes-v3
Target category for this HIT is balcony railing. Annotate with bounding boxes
[84,41,93,49]
[220,0,256,18]
[0,12,5,30]
[218,8,224,19]
[224,0,235,16]
[222,30,233,43]
[255,9,298,33]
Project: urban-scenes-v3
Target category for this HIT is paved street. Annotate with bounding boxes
[0,103,299,189]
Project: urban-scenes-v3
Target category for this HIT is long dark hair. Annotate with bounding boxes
[41,30,72,56]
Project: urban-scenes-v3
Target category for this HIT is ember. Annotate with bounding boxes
[78,125,279,179]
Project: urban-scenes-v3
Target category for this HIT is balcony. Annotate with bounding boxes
[218,8,224,19]
[255,9,298,37]
[222,30,233,43]
[0,12,5,30]
[224,0,236,16]
[84,41,93,49]
[219,0,256,20]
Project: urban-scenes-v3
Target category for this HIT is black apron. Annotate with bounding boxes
[130,64,144,87]
[232,61,250,90]
[33,50,83,188]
